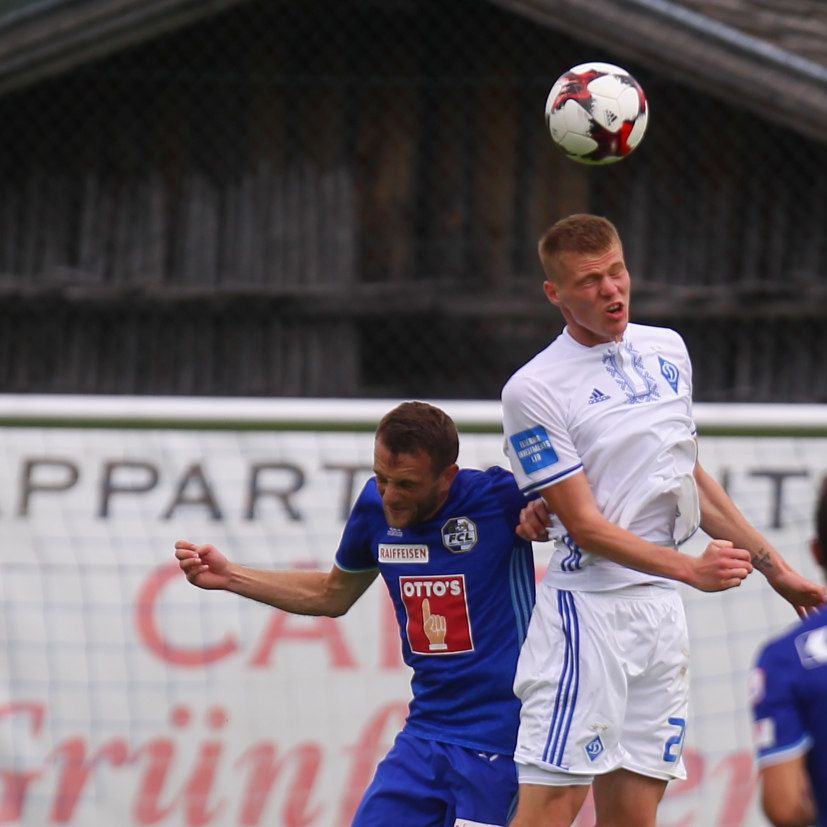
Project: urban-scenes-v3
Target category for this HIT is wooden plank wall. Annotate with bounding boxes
[0,0,825,400]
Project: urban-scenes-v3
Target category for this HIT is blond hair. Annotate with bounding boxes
[538,214,621,282]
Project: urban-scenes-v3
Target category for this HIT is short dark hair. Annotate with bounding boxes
[375,401,459,473]
[538,213,621,282]
[816,477,827,552]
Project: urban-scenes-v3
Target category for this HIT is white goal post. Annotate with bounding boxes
[0,395,825,827]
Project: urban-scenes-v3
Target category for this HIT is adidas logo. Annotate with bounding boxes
[588,387,610,405]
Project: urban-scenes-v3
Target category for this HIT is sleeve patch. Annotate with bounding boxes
[509,426,559,474]
[795,627,827,668]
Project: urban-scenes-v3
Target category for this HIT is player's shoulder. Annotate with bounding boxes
[757,626,798,668]
[627,322,687,349]
[452,465,526,520]
[350,476,384,516]
[455,465,518,495]
[502,333,571,398]
[758,611,827,671]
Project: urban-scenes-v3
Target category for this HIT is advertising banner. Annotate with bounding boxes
[1,398,825,826]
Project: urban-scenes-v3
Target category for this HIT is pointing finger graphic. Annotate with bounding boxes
[422,598,447,651]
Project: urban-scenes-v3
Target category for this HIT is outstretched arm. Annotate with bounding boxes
[695,462,827,616]
[174,539,379,617]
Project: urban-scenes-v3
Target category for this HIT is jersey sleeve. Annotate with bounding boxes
[501,373,583,496]
[751,641,811,766]
[334,481,379,573]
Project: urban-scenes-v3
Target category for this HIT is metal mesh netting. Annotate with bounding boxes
[1,0,826,400]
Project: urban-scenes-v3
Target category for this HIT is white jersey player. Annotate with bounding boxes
[500,213,826,827]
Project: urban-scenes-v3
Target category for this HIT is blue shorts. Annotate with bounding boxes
[351,730,518,827]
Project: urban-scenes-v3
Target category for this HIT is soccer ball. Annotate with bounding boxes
[545,62,648,165]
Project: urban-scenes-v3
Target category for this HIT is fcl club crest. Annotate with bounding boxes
[441,517,478,553]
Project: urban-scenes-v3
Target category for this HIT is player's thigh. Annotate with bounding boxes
[514,588,628,775]
[351,731,446,827]
[621,591,689,781]
[593,768,667,827]
[445,745,519,827]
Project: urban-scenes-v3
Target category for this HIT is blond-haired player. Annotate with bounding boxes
[501,213,826,827]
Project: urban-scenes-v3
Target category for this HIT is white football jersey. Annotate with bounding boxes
[502,323,700,591]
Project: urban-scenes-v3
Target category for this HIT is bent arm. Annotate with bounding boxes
[175,539,378,617]
[540,472,749,591]
[695,462,826,615]
[760,756,816,827]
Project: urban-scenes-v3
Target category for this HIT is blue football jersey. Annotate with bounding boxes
[752,609,827,823]
[335,465,536,755]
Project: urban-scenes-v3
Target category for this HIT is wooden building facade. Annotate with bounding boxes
[1,0,826,401]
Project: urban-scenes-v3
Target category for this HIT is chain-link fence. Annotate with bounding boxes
[1,0,826,401]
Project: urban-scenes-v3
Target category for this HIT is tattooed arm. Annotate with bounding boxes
[695,462,826,616]
[751,547,774,576]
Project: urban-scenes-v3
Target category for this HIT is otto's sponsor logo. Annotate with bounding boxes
[400,575,473,655]
[400,578,462,599]
[442,517,477,553]
[378,544,429,563]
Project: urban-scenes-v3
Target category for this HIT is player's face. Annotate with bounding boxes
[373,440,458,529]
[544,241,630,346]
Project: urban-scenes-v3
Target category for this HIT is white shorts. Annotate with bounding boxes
[514,584,689,783]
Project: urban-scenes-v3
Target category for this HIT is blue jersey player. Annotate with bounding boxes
[175,401,540,827]
[751,479,827,827]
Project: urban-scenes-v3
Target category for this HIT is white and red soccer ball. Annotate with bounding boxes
[545,62,648,165]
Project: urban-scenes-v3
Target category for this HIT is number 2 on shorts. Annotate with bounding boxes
[662,717,686,763]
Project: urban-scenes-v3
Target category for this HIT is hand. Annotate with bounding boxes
[688,540,753,592]
[174,539,231,590]
[422,598,447,651]
[765,568,827,618]
[517,497,554,542]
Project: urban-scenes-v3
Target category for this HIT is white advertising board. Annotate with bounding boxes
[0,397,826,826]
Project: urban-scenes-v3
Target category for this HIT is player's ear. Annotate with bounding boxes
[441,463,459,488]
[811,538,825,569]
[544,279,560,306]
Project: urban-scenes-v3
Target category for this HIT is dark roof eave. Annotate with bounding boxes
[0,0,251,97]
[488,0,827,144]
